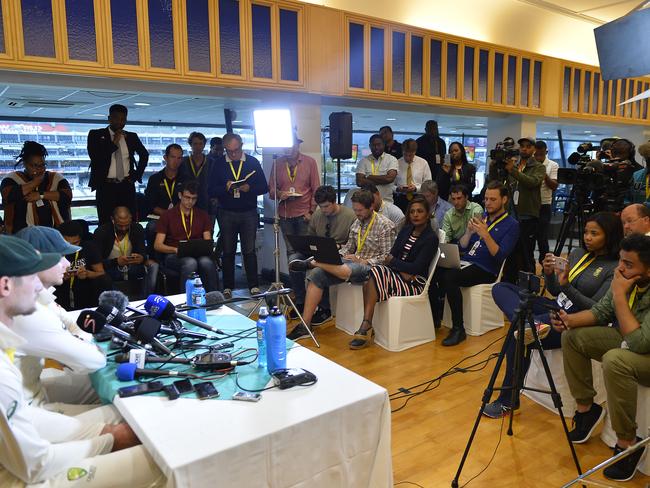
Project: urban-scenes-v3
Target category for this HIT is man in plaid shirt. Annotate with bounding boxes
[287,189,395,340]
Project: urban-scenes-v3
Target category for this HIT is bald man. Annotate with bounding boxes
[621,203,650,237]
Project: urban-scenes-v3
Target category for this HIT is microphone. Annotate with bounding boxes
[115,362,194,381]
[76,310,145,349]
[144,295,222,334]
[177,288,293,311]
[132,317,173,356]
[99,290,149,321]
[113,353,193,365]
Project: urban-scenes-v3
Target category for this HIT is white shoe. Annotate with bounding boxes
[514,321,551,346]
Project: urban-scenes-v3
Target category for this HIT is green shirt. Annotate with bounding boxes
[590,286,650,354]
[507,157,545,219]
[441,201,483,243]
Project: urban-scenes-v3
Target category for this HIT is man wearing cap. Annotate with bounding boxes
[13,226,106,410]
[268,135,320,314]
[0,235,165,487]
[502,136,545,283]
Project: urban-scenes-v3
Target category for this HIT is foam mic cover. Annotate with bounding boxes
[144,295,175,321]
[115,362,192,381]
[96,303,128,328]
[638,141,650,161]
[205,291,224,308]
[98,290,129,314]
[134,317,161,343]
[76,309,107,334]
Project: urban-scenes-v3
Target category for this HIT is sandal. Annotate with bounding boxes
[349,320,374,350]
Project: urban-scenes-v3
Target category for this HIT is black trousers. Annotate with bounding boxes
[502,217,538,284]
[96,180,136,225]
[536,204,552,263]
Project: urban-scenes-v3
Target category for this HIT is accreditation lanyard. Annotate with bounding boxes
[469,212,508,256]
[115,232,130,256]
[286,162,298,183]
[357,211,377,254]
[69,251,79,289]
[645,173,650,200]
[453,165,462,181]
[229,160,243,181]
[181,209,194,240]
[568,252,596,283]
[163,177,176,206]
[370,155,382,175]
[486,212,508,233]
[189,155,205,178]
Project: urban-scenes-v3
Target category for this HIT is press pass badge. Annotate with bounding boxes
[468,240,481,256]
[234,188,241,199]
[129,349,146,369]
[36,198,44,208]
[513,190,520,205]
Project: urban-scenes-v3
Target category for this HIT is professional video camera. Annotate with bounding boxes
[488,137,520,181]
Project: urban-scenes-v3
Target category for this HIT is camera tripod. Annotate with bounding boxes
[554,184,594,257]
[246,153,320,348]
[451,288,582,487]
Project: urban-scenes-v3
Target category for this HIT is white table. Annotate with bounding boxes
[114,302,393,487]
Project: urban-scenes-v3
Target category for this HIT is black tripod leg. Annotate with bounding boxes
[527,320,583,477]
[507,310,526,436]
[451,322,516,487]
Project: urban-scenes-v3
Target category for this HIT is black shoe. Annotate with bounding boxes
[288,257,314,272]
[568,403,605,443]
[287,324,311,341]
[311,308,332,326]
[288,304,304,320]
[603,438,646,482]
[442,328,466,346]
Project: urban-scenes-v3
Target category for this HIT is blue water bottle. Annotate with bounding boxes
[265,306,287,374]
[190,277,207,322]
[185,272,198,307]
[256,306,269,369]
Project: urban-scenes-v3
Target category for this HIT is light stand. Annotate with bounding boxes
[451,285,581,487]
[248,110,320,348]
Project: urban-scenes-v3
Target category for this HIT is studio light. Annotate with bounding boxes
[253,109,293,148]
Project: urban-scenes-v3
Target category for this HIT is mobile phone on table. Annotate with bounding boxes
[232,391,261,402]
[174,378,194,394]
[195,381,219,400]
[118,381,164,398]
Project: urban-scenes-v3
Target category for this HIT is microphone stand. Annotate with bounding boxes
[248,152,320,347]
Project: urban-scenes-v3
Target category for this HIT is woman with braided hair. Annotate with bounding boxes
[1,141,72,234]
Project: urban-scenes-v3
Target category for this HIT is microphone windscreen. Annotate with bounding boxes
[134,317,162,343]
[76,310,106,334]
[98,290,129,314]
[205,291,224,307]
[144,295,174,320]
[116,362,137,381]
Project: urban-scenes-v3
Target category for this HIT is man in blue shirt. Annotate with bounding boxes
[208,133,268,298]
[434,181,519,346]
[421,180,451,234]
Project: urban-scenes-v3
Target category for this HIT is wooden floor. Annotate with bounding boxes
[291,319,650,488]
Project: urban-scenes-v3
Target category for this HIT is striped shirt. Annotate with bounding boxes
[340,211,396,266]
[400,233,418,261]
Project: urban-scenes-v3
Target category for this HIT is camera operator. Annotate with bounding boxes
[593,139,642,212]
[499,137,546,283]
[632,140,649,204]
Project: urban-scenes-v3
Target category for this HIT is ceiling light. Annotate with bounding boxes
[543,131,550,134]
[386,118,396,121]
[474,123,484,126]
[91,113,104,117]
[134,102,150,107]
[232,120,243,123]
[584,130,592,134]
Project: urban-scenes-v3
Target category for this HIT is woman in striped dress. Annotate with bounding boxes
[350,195,439,349]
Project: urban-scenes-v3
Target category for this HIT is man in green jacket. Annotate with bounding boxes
[553,234,650,482]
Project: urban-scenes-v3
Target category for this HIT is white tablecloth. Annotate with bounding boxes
[114,304,393,487]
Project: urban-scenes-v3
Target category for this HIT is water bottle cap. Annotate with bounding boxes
[270,306,282,316]
[193,277,203,286]
[259,306,269,317]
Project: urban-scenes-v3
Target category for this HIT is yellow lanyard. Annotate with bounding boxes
[357,211,377,253]
[189,155,205,178]
[286,162,298,183]
[181,208,194,240]
[69,251,79,289]
[453,165,462,181]
[4,348,15,363]
[163,177,176,204]
[115,233,130,256]
[629,286,639,310]
[486,212,508,233]
[229,160,243,181]
[370,155,381,175]
[645,173,650,200]
[568,252,596,283]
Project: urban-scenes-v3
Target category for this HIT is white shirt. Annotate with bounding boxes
[356,153,399,203]
[12,288,106,407]
[540,157,559,205]
[107,127,130,180]
[0,321,113,486]
[395,155,432,191]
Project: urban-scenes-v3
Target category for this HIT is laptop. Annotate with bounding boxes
[286,235,343,265]
[177,239,214,259]
[438,243,472,270]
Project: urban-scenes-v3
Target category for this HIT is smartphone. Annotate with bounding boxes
[232,391,261,402]
[164,384,180,400]
[173,378,194,395]
[118,381,164,398]
[552,311,568,330]
[195,381,219,400]
[554,257,568,273]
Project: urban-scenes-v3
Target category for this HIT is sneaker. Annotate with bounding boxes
[483,400,511,419]
[288,304,304,320]
[603,438,646,482]
[311,308,332,326]
[250,287,261,295]
[289,257,314,272]
[568,403,605,443]
[514,322,551,346]
[287,324,311,341]
[223,288,232,299]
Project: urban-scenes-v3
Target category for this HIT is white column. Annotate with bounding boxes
[486,115,537,151]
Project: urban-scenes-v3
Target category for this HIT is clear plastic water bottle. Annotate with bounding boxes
[185,272,198,307]
[265,306,287,374]
[190,277,207,322]
[256,307,269,369]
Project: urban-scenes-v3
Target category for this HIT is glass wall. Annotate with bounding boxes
[0,120,255,221]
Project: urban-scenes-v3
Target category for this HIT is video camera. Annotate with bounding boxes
[489,137,520,181]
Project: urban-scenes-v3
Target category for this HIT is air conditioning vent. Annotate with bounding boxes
[3,99,88,109]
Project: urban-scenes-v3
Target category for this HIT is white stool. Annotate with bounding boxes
[600,384,650,475]
[523,349,606,416]
[333,282,364,335]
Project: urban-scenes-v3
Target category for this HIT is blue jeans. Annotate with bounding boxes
[279,216,309,303]
[491,282,563,406]
[164,254,219,292]
[219,208,259,290]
